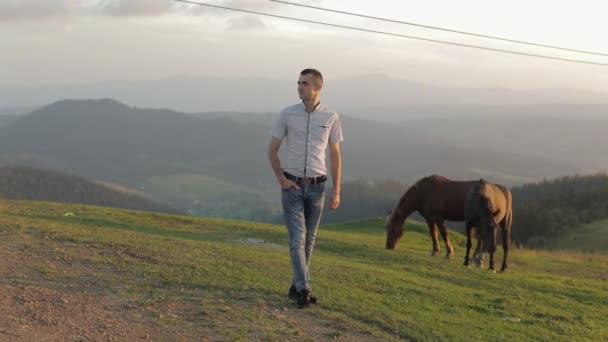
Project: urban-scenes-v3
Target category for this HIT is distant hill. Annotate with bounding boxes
[0,99,269,185]
[322,179,410,223]
[0,98,599,223]
[539,218,608,254]
[511,173,608,249]
[0,166,178,214]
[0,99,586,187]
[399,115,608,167]
[0,115,18,128]
[140,173,281,222]
[344,103,608,121]
[2,75,608,113]
[0,106,35,117]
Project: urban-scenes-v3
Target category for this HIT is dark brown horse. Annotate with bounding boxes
[464,179,513,272]
[385,175,483,260]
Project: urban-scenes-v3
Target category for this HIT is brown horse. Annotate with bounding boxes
[385,175,483,260]
[464,179,513,272]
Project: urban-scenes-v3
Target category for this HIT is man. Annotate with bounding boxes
[268,68,343,308]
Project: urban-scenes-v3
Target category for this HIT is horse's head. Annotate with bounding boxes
[478,211,500,252]
[385,209,404,250]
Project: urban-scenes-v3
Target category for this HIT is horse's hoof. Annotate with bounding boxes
[445,254,453,260]
[430,251,439,256]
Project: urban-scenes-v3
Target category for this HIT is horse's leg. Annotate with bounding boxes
[500,211,512,272]
[436,219,454,259]
[426,218,440,256]
[463,223,473,267]
[488,238,496,271]
[473,236,483,267]
[499,227,509,272]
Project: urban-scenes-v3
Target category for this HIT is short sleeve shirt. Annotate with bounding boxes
[271,102,343,177]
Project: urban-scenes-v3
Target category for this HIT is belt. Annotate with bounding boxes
[283,172,327,185]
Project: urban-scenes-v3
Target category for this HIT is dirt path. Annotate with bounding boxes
[0,226,378,341]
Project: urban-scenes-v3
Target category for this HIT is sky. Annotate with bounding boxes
[1,0,607,91]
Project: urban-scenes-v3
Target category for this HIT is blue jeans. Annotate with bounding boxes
[281,182,326,291]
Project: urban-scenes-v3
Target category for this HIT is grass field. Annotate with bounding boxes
[1,199,606,341]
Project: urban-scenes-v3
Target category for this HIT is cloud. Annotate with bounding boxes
[98,0,178,16]
[226,15,266,30]
[0,0,85,21]
[184,0,279,17]
[0,0,324,23]
[184,0,324,31]
[0,0,186,21]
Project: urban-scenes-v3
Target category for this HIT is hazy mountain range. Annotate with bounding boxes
[2,75,608,117]
[0,98,594,187]
[1,97,607,222]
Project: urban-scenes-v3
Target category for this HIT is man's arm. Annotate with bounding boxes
[328,142,341,210]
[268,137,299,190]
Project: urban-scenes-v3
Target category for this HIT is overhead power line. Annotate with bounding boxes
[174,0,608,67]
[269,0,608,57]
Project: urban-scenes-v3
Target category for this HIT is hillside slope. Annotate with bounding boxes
[0,166,178,214]
[537,218,608,254]
[0,200,606,341]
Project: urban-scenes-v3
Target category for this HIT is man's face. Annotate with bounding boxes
[297,74,321,101]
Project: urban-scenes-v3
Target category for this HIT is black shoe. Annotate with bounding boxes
[290,285,318,304]
[288,285,298,300]
[296,289,311,309]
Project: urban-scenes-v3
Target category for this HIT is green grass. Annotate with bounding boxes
[2,199,607,341]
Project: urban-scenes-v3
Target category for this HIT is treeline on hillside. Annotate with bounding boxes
[322,179,409,223]
[0,166,179,214]
[511,173,608,245]
[222,178,410,224]
[186,198,282,223]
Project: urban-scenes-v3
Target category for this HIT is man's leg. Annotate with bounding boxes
[303,182,326,289]
[281,187,307,292]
